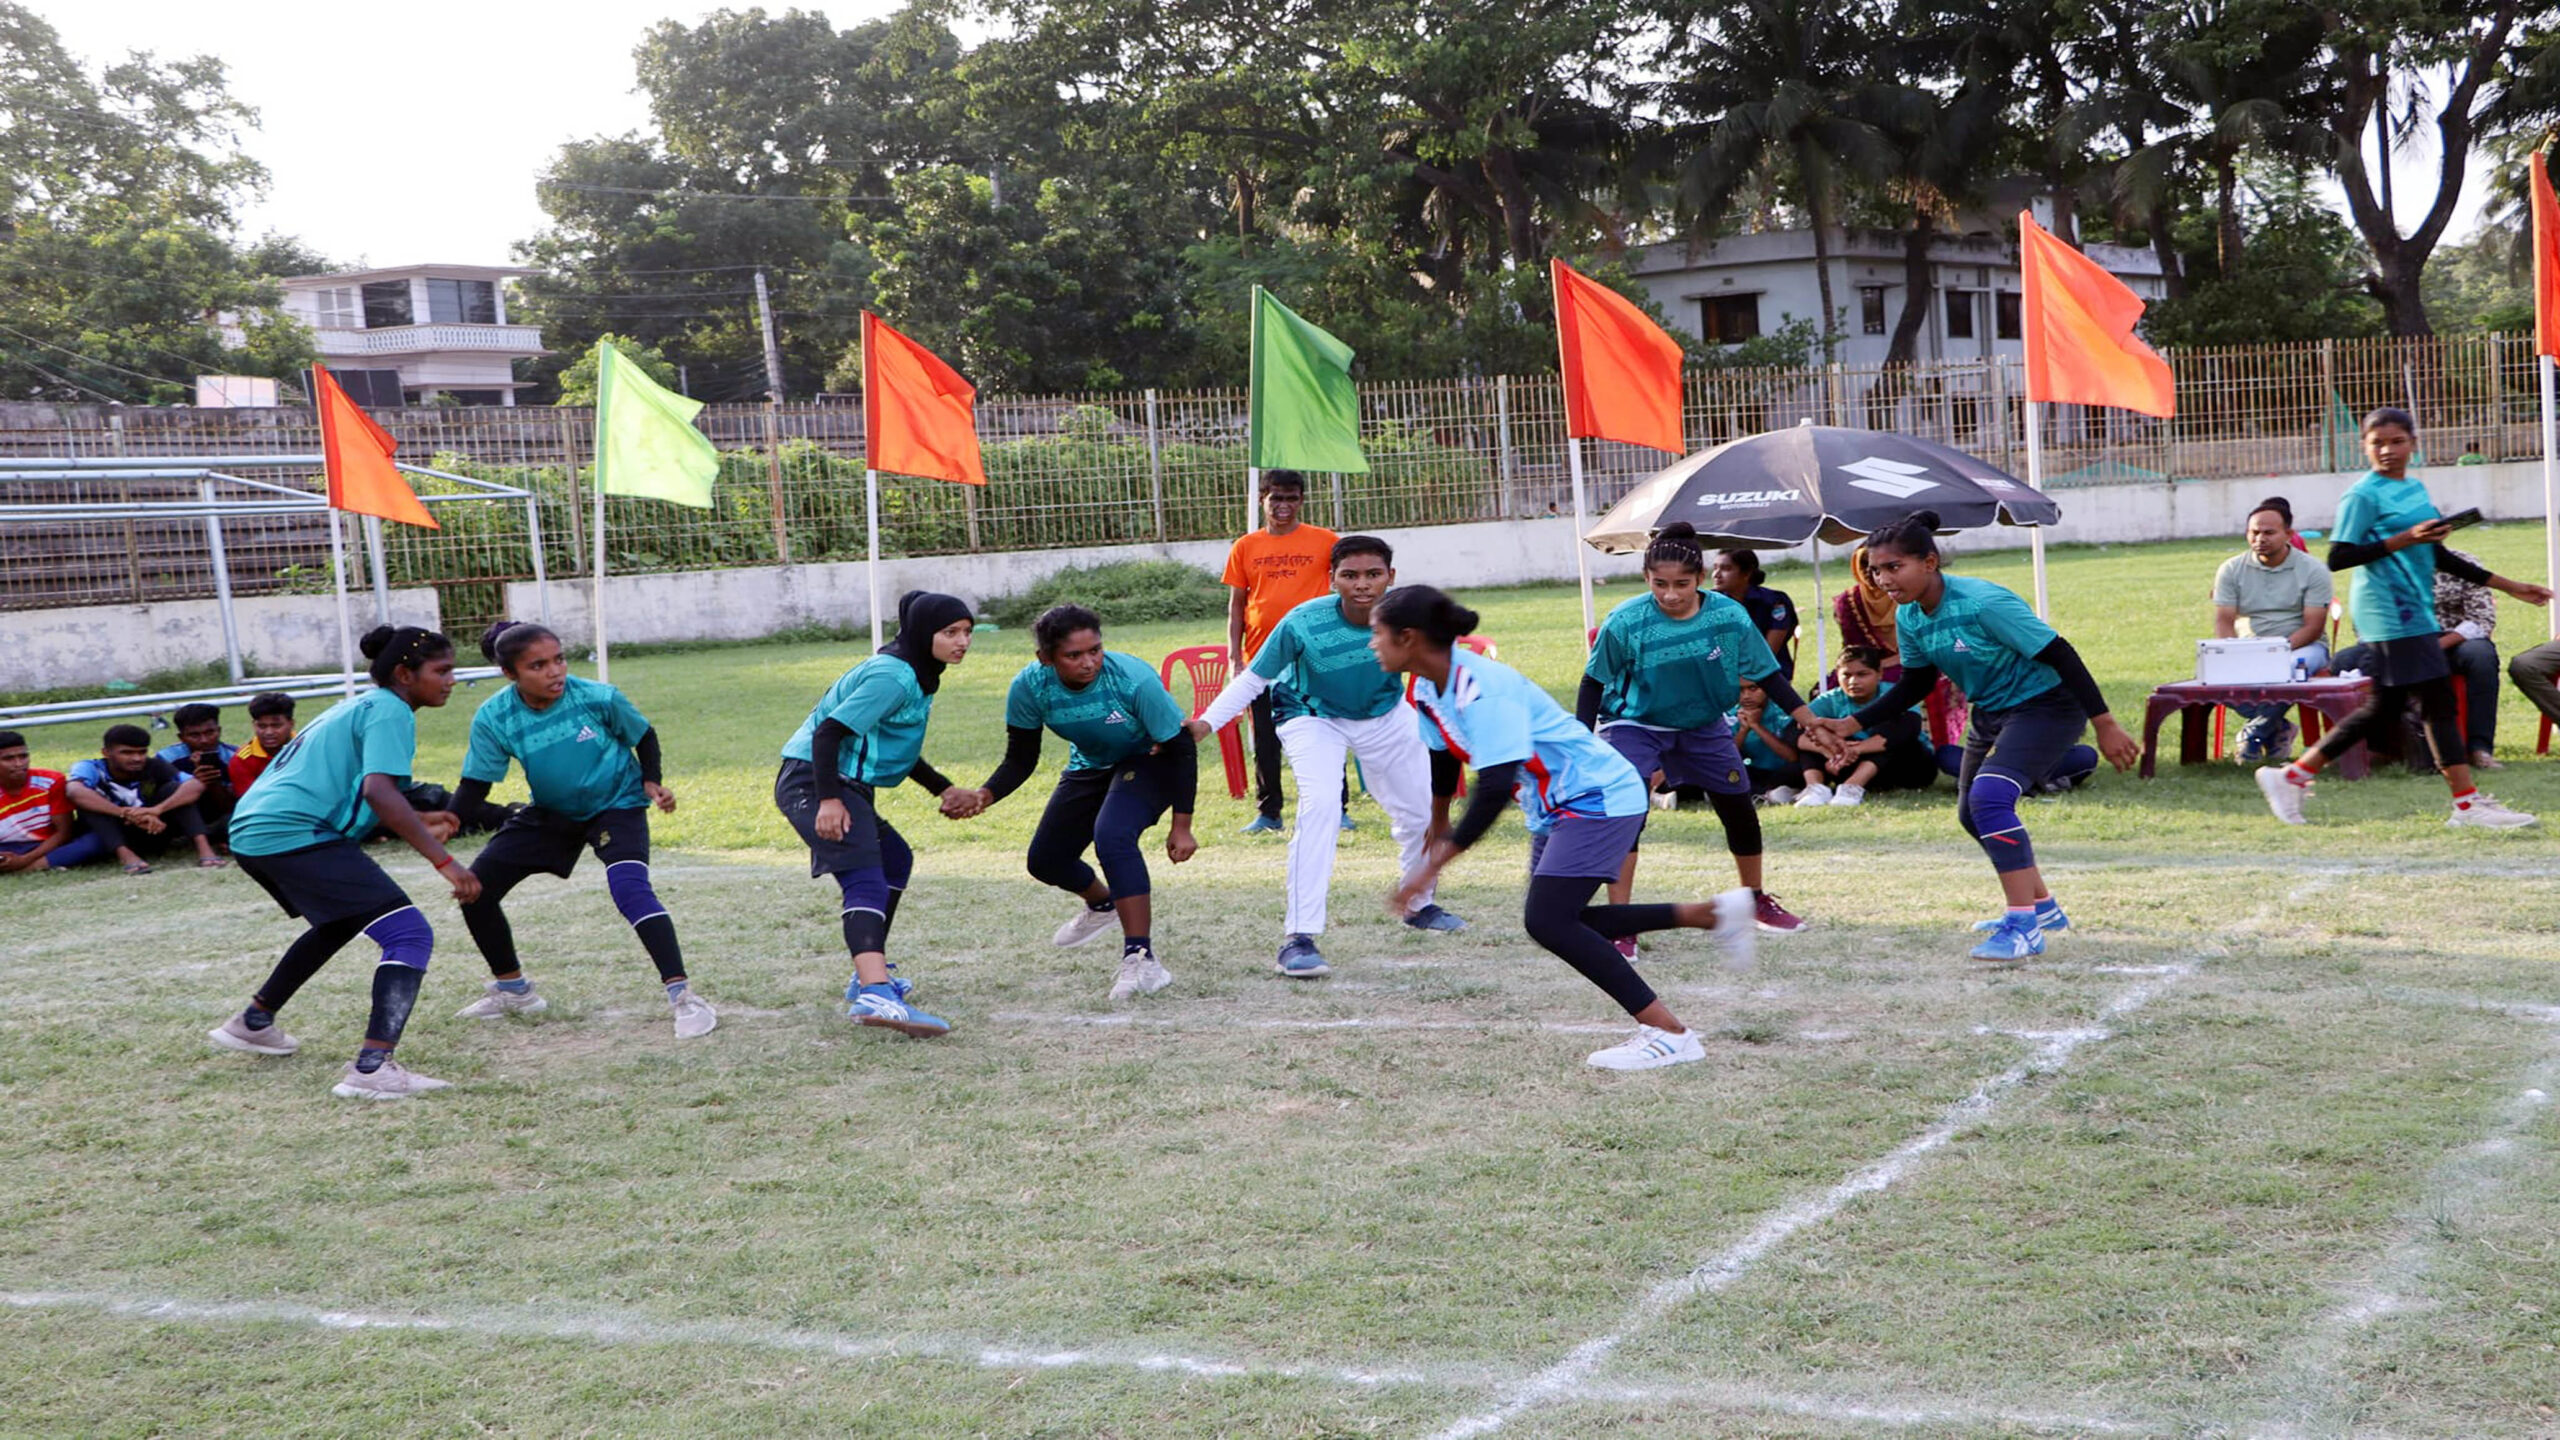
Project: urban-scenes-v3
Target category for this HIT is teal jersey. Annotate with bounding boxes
[1250,595,1406,722]
[781,655,934,787]
[1005,651,1188,771]
[1897,575,2061,714]
[1585,592,1780,731]
[1808,687,1878,740]
[1412,649,1648,834]
[228,687,417,856]
[1730,706,1799,770]
[2332,470,2441,643]
[462,675,652,820]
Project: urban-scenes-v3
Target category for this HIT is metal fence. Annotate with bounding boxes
[2,332,2547,637]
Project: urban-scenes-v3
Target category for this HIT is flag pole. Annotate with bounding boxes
[1565,437,1597,644]
[2542,353,2557,641]
[2023,398,2052,619]
[329,509,357,699]
[866,465,884,652]
[1246,286,1263,536]
[592,482,609,683]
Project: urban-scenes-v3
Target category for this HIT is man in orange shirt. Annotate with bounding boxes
[1223,471,1339,832]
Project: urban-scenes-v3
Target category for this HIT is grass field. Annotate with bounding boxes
[6,528,2560,1437]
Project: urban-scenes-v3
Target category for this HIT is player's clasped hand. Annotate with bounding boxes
[645,781,678,813]
[435,856,481,904]
[937,786,989,821]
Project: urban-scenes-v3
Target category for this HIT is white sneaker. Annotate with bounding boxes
[1586,1024,1707,1071]
[1793,784,1833,808]
[208,1012,298,1056]
[670,990,718,1038]
[331,1057,451,1100]
[1052,905,1119,948]
[1828,784,1866,806]
[1765,786,1799,806]
[1109,949,1174,1000]
[2449,794,2539,829]
[1709,887,1758,972]
[2255,766,2309,826]
[1650,788,1678,810]
[456,981,548,1018]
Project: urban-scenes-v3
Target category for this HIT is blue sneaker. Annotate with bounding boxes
[1402,903,1468,933]
[884,963,914,1002]
[1275,934,1330,979]
[1239,814,1283,835]
[1970,900,2069,934]
[1339,813,1358,832]
[1967,915,2047,963]
[845,981,950,1037]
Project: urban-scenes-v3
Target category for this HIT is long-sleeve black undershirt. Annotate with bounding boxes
[1445,759,1521,852]
[448,725,662,825]
[810,717,949,801]
[1576,670,1806,731]
[2327,537,2491,584]
[633,727,663,785]
[980,727,1200,812]
[1852,637,2109,730]
[982,725,1045,803]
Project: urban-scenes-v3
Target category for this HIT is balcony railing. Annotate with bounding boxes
[314,323,546,356]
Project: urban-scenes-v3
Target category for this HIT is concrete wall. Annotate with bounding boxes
[502,461,2554,652]
[6,588,441,692]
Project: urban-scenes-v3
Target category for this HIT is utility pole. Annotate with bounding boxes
[677,363,690,397]
[753,269,787,403]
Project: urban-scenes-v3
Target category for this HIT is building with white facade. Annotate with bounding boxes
[1623,204,2168,366]
[277,264,546,406]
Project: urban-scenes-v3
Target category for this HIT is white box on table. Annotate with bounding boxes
[2195,636,2293,684]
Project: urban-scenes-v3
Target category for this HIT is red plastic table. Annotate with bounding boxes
[2139,677,2374,780]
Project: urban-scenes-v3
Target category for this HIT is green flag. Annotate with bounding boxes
[596,341,719,508]
[1248,286,1369,474]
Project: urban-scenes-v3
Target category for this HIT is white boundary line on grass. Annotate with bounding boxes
[1427,945,2228,1440]
[993,1011,1632,1035]
[1573,1379,2153,1434]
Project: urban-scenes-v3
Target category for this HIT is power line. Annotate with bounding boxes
[0,320,183,389]
[539,181,896,204]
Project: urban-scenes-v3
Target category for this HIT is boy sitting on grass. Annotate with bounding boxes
[0,730,107,872]
[67,723,224,873]
[227,692,297,795]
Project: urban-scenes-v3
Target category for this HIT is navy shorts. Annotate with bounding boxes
[1525,812,1648,880]
[236,838,413,925]
[1601,720,1751,796]
[774,760,900,878]
[1961,686,2089,790]
[472,805,649,881]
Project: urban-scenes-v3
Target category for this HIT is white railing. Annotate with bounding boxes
[314,323,546,357]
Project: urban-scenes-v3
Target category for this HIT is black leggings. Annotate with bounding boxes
[1025,750,1182,901]
[1521,874,1688,1017]
[2314,674,2462,770]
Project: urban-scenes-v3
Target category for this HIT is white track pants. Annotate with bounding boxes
[1278,705,1435,936]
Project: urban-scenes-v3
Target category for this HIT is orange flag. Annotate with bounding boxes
[2018,212,2176,418]
[1552,259,1686,454]
[313,364,436,529]
[863,313,985,486]
[2532,151,2560,360]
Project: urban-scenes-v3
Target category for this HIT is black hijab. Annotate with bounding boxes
[879,590,974,694]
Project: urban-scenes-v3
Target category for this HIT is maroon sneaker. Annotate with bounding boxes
[1612,937,1640,963]
[1753,891,1805,933]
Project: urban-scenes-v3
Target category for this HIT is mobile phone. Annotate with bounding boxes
[2440,507,2484,531]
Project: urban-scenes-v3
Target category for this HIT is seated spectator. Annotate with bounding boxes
[2457,440,2488,466]
[1794,647,1937,806]
[2337,544,2502,771]
[1831,546,1901,678]
[2506,636,2560,743]
[1730,678,1804,801]
[157,702,241,844]
[226,692,297,795]
[2251,494,2311,553]
[1715,547,1801,679]
[0,730,107,872]
[66,723,223,873]
[2212,500,2334,761]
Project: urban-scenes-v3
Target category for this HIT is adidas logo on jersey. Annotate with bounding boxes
[574,725,597,742]
[1104,708,1129,726]
[1948,639,1970,653]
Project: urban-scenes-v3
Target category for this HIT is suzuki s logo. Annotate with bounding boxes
[1691,488,1803,508]
[1840,457,1937,498]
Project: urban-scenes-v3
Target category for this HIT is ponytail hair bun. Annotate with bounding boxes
[1910,509,1942,531]
[358,625,396,661]
[1645,521,1708,575]
[480,619,561,672]
[479,620,514,664]
[1863,510,1943,564]
[1372,584,1480,648]
[358,624,456,687]
[1656,520,1699,542]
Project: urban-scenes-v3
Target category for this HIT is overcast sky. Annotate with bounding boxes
[36,1,2494,271]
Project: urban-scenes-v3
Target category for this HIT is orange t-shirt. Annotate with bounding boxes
[1223,524,1340,660]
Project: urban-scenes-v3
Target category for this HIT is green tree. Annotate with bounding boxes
[552,333,684,406]
[2141,168,2385,345]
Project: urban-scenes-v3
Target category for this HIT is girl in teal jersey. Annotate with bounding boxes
[1803,511,2141,962]
[449,621,715,1039]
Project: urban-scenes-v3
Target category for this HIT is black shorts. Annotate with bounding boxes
[472,806,650,881]
[2357,632,2454,689]
[236,838,413,926]
[774,759,895,877]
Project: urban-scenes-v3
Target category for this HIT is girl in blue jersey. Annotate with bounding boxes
[1577,521,1822,943]
[1802,511,2141,962]
[775,590,978,1038]
[207,625,481,1100]
[1376,586,1762,1072]
[448,621,715,1039]
[2257,408,2548,828]
[945,605,1200,1000]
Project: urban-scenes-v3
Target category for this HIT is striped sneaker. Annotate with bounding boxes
[846,981,951,1037]
[1586,1024,1706,1071]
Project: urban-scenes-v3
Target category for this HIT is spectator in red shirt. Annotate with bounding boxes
[227,692,299,795]
[0,730,106,872]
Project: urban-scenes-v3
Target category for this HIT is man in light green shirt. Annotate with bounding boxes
[2210,502,2334,760]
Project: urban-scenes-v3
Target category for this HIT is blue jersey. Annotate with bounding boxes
[1897,575,2062,714]
[1586,591,1779,731]
[462,675,652,820]
[2332,470,2441,643]
[1412,649,1647,834]
[1250,595,1406,722]
[228,688,417,856]
[1005,651,1189,771]
[781,655,934,787]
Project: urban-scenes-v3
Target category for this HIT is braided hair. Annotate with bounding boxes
[1644,521,1708,577]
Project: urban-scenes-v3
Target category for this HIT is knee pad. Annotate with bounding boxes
[605,860,667,928]
[364,905,435,971]
[1965,771,2037,872]
[836,865,890,916]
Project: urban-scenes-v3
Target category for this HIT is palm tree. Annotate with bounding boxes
[2134,0,2330,279]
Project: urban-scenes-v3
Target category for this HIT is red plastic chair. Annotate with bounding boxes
[1160,645,1249,800]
